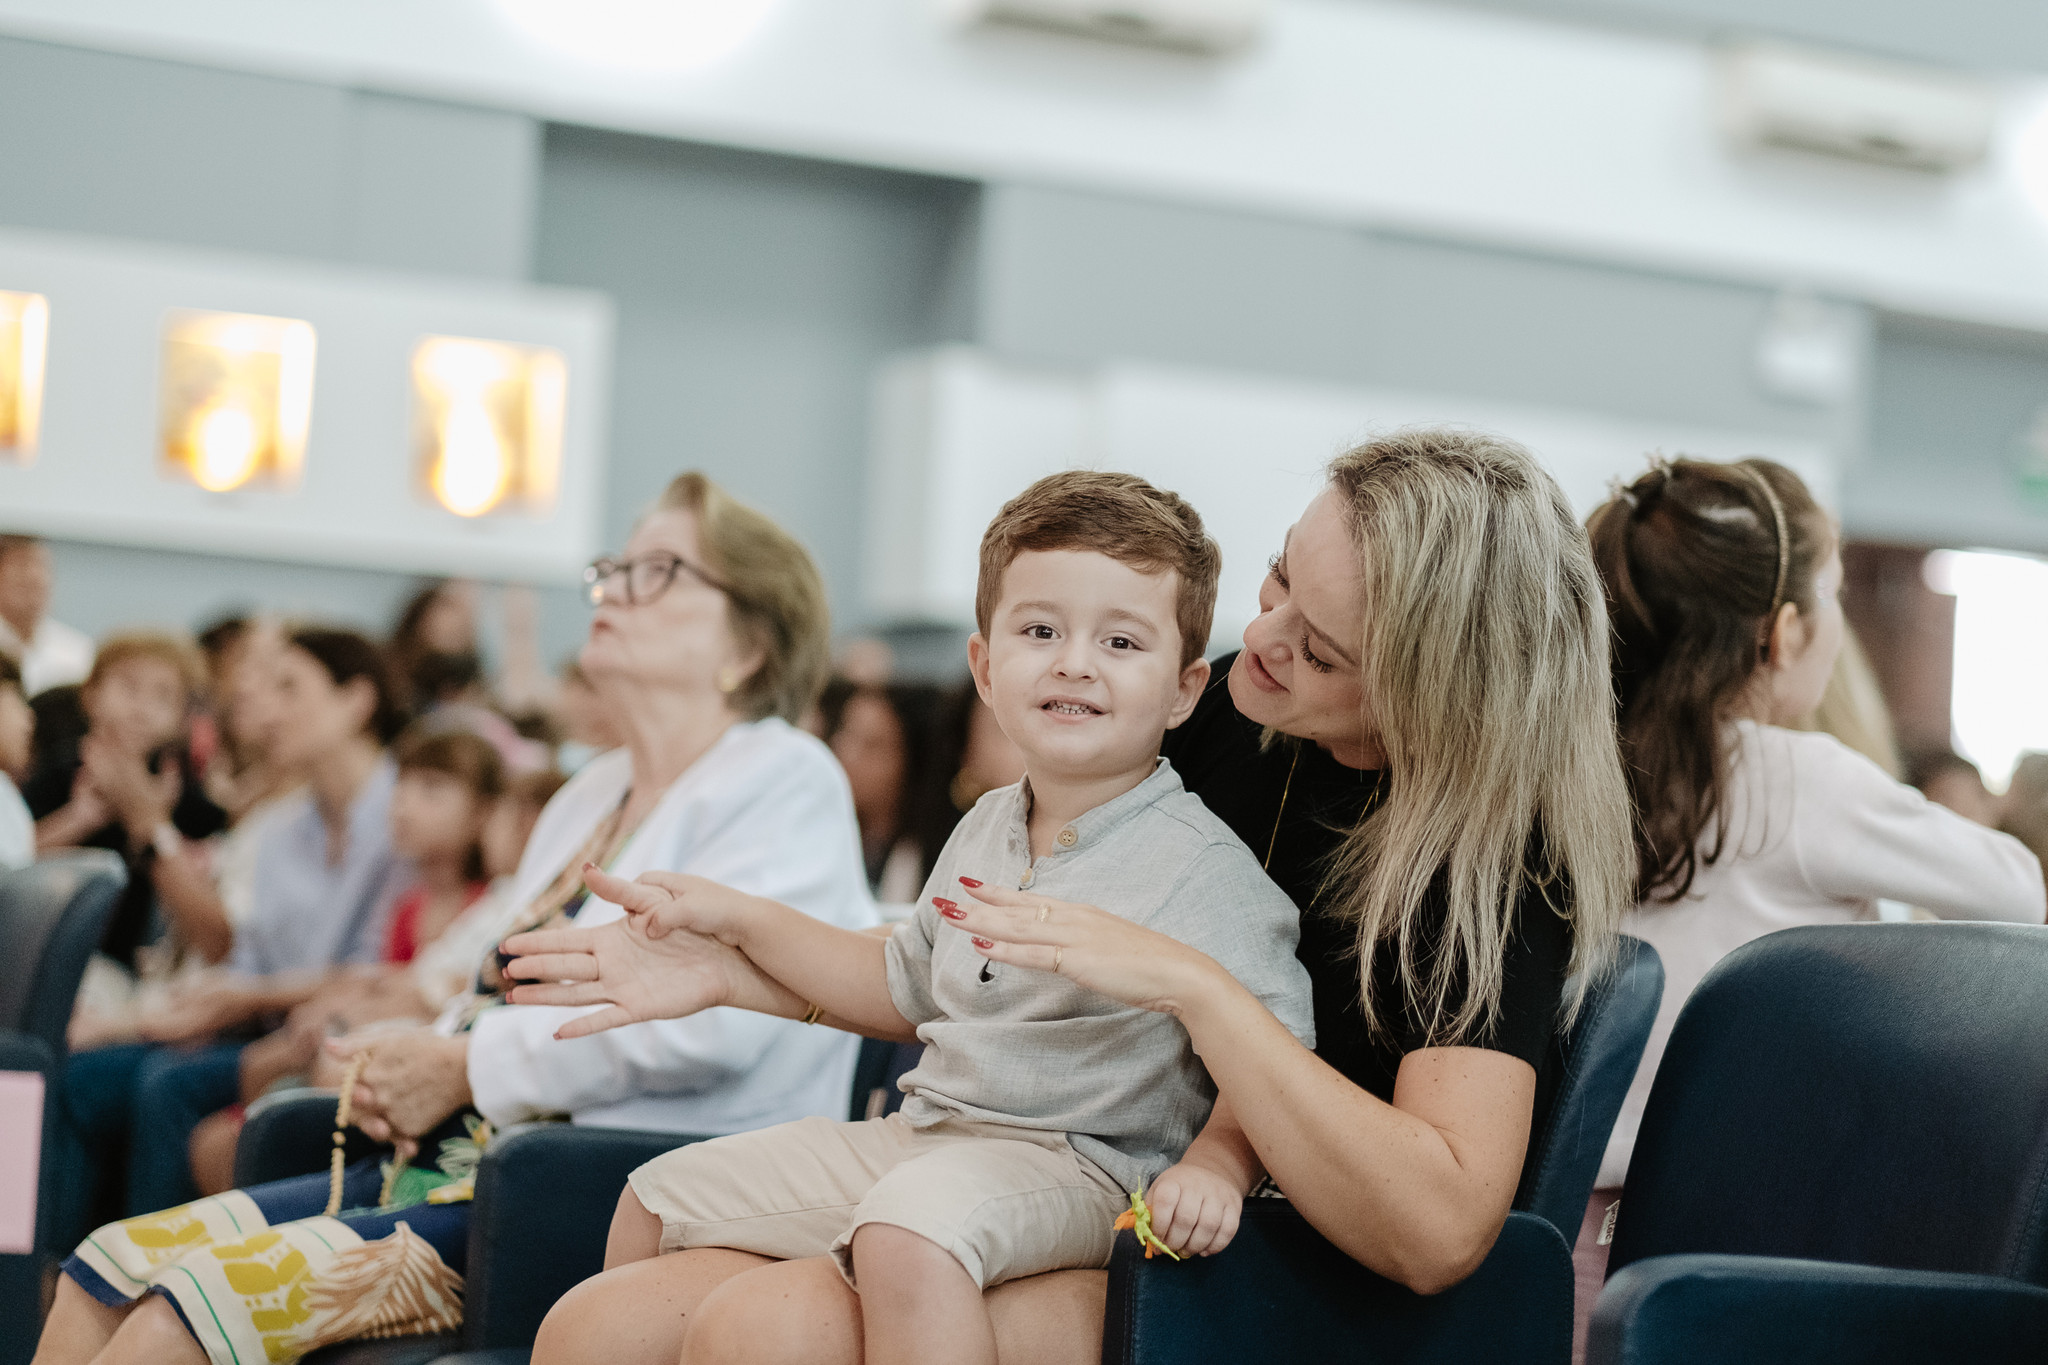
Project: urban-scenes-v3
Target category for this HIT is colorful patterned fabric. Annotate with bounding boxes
[65,1157,471,1365]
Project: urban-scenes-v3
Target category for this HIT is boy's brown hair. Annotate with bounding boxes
[975,470,1221,667]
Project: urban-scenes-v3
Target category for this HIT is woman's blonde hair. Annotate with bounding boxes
[1323,428,1633,1042]
[656,472,830,725]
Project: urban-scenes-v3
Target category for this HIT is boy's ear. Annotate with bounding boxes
[1164,655,1210,731]
[965,633,995,706]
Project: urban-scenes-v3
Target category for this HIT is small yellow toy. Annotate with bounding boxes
[1112,1191,1183,1261]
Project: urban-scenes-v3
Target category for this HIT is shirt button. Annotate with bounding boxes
[1019,869,1035,888]
[1057,827,1078,848]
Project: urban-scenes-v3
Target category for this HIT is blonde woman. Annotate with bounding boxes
[33,473,877,1365]
[505,429,1636,1365]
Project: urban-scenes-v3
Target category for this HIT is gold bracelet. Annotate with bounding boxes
[800,1002,824,1026]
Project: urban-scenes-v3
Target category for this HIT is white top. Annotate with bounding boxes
[452,718,879,1134]
[0,774,30,869]
[1598,720,2046,1188]
[4,617,94,697]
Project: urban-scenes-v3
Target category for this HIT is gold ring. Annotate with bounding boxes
[1052,947,1063,975]
[1037,904,1052,923]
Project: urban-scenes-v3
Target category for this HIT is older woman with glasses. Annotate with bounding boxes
[35,472,878,1365]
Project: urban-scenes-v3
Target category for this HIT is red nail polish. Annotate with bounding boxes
[958,877,983,888]
[932,897,958,912]
[940,907,967,920]
[973,937,994,949]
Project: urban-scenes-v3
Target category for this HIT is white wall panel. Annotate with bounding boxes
[871,347,1833,641]
[0,227,611,583]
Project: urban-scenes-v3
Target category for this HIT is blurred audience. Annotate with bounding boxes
[184,729,516,1195]
[0,532,93,695]
[0,653,31,868]
[53,626,412,1229]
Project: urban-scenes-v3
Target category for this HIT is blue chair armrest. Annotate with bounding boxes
[234,1088,384,1189]
[1589,1254,2048,1365]
[1104,1204,1571,1365]
[463,1124,704,1350]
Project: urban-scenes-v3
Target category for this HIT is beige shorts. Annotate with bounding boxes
[626,1112,1127,1289]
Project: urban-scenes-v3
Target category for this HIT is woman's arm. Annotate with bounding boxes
[954,884,1532,1294]
[1173,969,1532,1293]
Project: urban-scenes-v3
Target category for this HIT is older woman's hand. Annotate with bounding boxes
[326,1030,472,1155]
[950,876,1223,1018]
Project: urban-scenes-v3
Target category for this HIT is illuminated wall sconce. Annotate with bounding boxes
[158,310,316,493]
[411,335,566,518]
[0,291,49,465]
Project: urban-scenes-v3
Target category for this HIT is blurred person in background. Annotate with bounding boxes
[1909,750,2004,829]
[35,469,874,1365]
[0,532,94,695]
[1999,753,2048,870]
[26,634,228,967]
[387,578,478,716]
[822,678,941,905]
[184,729,509,1196]
[0,653,32,868]
[1579,457,2045,1356]
[53,627,412,1229]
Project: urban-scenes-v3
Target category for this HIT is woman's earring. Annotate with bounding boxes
[717,667,741,695]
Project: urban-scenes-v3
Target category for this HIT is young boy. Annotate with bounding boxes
[512,471,1313,1365]
[0,653,33,868]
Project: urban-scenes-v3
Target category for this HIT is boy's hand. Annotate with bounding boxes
[582,865,760,944]
[1144,1159,1244,1258]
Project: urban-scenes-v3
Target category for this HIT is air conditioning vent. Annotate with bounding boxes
[1719,44,1996,172]
[936,0,1270,55]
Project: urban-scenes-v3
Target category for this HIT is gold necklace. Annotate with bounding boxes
[1264,745,1301,870]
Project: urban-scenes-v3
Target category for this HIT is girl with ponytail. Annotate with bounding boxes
[1577,456,2044,1334]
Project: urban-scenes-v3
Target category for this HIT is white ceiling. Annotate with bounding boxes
[3,0,2048,334]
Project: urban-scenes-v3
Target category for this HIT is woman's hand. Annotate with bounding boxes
[135,981,254,1043]
[580,865,764,944]
[325,1030,472,1153]
[948,878,1222,1017]
[501,915,761,1039]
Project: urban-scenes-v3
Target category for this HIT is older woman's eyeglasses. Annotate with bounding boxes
[583,552,730,608]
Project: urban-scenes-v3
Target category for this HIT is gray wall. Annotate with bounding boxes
[532,128,973,625]
[972,183,1851,445]
[1848,316,2048,552]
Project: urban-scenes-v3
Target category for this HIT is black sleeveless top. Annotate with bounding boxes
[1160,655,1571,1146]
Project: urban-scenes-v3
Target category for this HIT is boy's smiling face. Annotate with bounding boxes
[969,549,1208,787]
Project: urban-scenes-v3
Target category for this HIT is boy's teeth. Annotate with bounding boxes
[1046,701,1095,715]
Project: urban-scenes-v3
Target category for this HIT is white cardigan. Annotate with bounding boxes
[447,718,878,1134]
[1598,720,2046,1189]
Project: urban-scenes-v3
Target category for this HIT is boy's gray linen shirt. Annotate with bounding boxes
[885,758,1314,1194]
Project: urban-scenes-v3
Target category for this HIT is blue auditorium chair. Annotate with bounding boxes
[245,1035,920,1365]
[1588,922,2048,1365]
[0,851,127,1365]
[1101,935,1663,1365]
